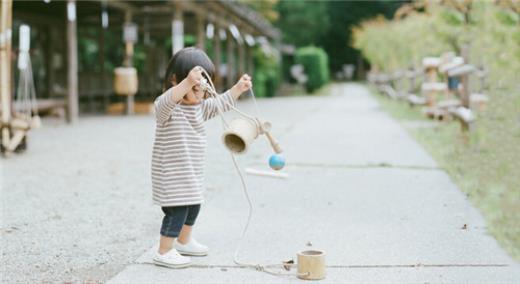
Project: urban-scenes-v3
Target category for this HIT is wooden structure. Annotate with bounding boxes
[406,65,427,106]
[368,50,489,133]
[421,56,447,107]
[5,0,279,123]
[1,0,13,153]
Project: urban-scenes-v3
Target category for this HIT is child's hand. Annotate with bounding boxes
[186,66,204,87]
[231,74,253,96]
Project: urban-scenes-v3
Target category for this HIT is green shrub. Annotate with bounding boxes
[252,47,281,98]
[295,46,330,93]
[253,71,267,98]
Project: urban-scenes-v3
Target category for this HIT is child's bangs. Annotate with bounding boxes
[176,49,216,82]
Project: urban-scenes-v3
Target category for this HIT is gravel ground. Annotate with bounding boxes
[1,94,304,284]
[1,116,163,283]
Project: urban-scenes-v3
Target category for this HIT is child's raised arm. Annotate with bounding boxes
[229,74,252,100]
[201,91,236,121]
[154,66,203,124]
[201,74,252,121]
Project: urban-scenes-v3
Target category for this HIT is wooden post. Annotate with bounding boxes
[171,3,183,55]
[66,0,79,123]
[460,73,470,108]
[226,28,234,89]
[46,25,53,99]
[238,36,245,77]
[247,44,254,78]
[1,0,13,150]
[98,14,108,111]
[196,13,205,51]
[356,55,364,80]
[408,65,415,94]
[123,11,134,67]
[213,22,222,91]
[123,10,134,115]
[460,44,470,108]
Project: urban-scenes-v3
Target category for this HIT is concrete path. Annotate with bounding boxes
[3,83,519,283]
[108,83,520,283]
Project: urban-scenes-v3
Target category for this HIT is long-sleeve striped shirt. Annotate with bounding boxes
[151,90,236,207]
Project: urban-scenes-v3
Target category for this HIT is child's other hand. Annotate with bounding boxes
[186,66,204,87]
[232,74,253,94]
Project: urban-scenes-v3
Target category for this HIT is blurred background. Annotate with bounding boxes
[1,0,519,283]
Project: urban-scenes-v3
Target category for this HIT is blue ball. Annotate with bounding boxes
[269,154,286,171]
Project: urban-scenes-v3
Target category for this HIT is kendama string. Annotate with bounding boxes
[199,69,304,277]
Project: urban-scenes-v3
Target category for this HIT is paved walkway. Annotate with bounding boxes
[109,83,520,283]
[3,83,519,283]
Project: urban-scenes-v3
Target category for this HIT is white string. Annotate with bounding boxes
[199,71,300,277]
[15,53,39,120]
[200,75,260,129]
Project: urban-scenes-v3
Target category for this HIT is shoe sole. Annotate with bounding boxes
[176,250,208,257]
[153,259,191,269]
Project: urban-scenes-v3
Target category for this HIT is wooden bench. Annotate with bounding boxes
[14,98,67,119]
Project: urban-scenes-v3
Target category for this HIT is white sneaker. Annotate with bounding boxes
[153,248,191,269]
[174,238,209,256]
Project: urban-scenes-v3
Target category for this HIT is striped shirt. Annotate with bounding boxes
[151,90,236,207]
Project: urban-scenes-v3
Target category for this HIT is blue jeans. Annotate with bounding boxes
[160,204,201,238]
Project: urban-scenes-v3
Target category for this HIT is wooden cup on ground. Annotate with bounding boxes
[297,250,326,280]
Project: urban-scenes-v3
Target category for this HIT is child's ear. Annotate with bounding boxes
[171,75,177,86]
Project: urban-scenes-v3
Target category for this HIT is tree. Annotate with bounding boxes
[273,0,405,72]
[321,1,406,72]
[241,0,279,23]
[275,0,330,47]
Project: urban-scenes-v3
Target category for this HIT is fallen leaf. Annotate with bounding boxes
[282,259,294,271]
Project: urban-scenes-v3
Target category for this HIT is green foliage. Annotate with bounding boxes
[295,46,330,93]
[240,0,279,23]
[356,2,520,260]
[274,0,403,73]
[352,3,520,80]
[78,36,99,72]
[275,0,330,47]
[495,9,520,26]
[253,47,281,98]
[352,14,452,71]
[253,71,267,98]
[440,8,465,26]
[165,35,197,56]
[320,1,404,72]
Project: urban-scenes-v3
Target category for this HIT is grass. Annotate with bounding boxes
[370,85,520,261]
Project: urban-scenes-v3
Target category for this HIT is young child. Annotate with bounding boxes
[151,47,252,268]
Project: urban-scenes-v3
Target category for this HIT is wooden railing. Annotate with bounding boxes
[368,52,489,132]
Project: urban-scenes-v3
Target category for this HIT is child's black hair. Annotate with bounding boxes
[162,47,216,93]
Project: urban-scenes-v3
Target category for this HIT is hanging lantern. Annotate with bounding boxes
[113,67,138,96]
